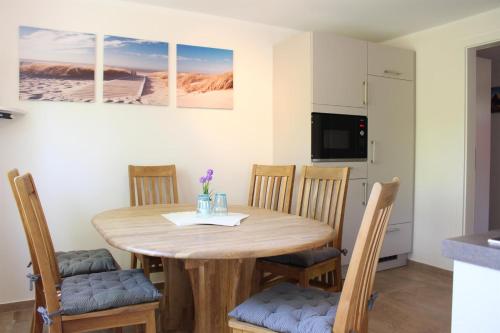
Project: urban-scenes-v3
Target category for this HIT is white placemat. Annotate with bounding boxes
[162,211,249,227]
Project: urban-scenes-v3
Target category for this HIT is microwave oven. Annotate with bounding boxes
[311,112,368,162]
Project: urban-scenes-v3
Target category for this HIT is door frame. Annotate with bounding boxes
[464,39,500,235]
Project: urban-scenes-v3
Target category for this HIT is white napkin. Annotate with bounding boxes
[162,211,249,227]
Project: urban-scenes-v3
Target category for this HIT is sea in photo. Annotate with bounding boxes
[19,26,96,103]
[103,35,168,105]
[177,44,233,109]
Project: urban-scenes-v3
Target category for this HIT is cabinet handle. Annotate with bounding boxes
[362,81,367,105]
[362,182,368,206]
[370,140,376,164]
[384,69,402,76]
[386,227,401,233]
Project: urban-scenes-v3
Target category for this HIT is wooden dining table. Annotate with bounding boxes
[92,204,335,333]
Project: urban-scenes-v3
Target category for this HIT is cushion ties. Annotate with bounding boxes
[367,291,379,311]
[27,261,32,268]
[340,248,348,256]
[37,306,62,326]
[26,273,40,291]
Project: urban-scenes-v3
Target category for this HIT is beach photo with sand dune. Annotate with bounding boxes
[103,35,168,106]
[19,26,96,102]
[177,44,233,109]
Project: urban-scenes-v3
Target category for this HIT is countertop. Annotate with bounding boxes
[442,229,500,271]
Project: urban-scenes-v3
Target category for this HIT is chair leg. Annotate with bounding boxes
[334,258,342,292]
[298,272,309,288]
[142,256,151,279]
[131,253,138,269]
[251,265,263,293]
[145,310,156,333]
[114,328,123,333]
[32,291,44,333]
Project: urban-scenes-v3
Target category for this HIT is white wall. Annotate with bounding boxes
[0,0,295,304]
[385,7,500,269]
[490,59,500,230]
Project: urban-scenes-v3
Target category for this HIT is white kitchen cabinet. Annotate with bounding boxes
[367,75,414,225]
[312,32,367,108]
[273,32,415,270]
[380,222,413,258]
[368,43,415,81]
[341,179,368,265]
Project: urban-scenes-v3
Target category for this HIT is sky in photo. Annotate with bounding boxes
[19,26,95,64]
[177,44,233,74]
[104,35,168,71]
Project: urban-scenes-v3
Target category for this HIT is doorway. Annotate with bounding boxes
[465,42,500,234]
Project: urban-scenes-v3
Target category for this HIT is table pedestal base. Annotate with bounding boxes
[161,258,194,332]
[185,258,256,333]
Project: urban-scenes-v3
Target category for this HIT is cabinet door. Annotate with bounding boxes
[341,179,368,265]
[312,32,367,108]
[367,76,414,224]
[368,43,415,81]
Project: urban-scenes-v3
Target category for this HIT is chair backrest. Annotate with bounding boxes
[14,173,62,330]
[247,164,296,213]
[8,169,38,270]
[295,166,350,249]
[8,170,60,286]
[333,178,400,333]
[129,165,179,206]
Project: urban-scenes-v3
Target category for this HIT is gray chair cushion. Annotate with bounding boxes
[229,283,340,333]
[60,269,161,315]
[56,249,116,278]
[263,247,341,268]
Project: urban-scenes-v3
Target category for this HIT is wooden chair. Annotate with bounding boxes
[14,172,159,333]
[129,164,179,277]
[256,166,350,291]
[8,169,45,333]
[247,164,296,213]
[8,169,119,333]
[229,177,400,333]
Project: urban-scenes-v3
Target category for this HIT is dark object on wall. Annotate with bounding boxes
[492,87,500,113]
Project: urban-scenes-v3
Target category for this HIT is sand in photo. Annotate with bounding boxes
[19,26,96,103]
[103,36,168,105]
[177,44,233,109]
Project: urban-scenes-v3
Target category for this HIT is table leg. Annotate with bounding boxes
[184,258,256,333]
[161,258,194,332]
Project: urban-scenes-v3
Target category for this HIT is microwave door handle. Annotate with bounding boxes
[370,140,376,164]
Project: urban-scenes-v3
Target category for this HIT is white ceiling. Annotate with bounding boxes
[124,0,500,41]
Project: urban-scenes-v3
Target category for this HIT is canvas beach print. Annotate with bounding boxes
[177,44,233,109]
[19,26,96,102]
[104,36,168,105]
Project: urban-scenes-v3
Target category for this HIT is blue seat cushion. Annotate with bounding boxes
[56,249,116,278]
[229,283,340,333]
[60,269,161,315]
[262,247,341,268]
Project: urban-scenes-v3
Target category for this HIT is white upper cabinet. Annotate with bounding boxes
[312,32,367,108]
[367,75,414,224]
[368,43,415,81]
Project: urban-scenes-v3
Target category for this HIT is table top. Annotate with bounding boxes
[92,204,334,259]
[442,229,500,271]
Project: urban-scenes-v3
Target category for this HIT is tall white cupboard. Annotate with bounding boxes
[273,32,415,270]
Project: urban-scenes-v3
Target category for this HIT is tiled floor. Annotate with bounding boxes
[0,261,452,333]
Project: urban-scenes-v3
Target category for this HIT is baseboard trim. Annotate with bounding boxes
[0,299,34,313]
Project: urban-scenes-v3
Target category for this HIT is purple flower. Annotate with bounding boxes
[207,169,214,176]
[206,175,213,182]
[199,176,206,183]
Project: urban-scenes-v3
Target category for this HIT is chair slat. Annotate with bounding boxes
[247,165,295,214]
